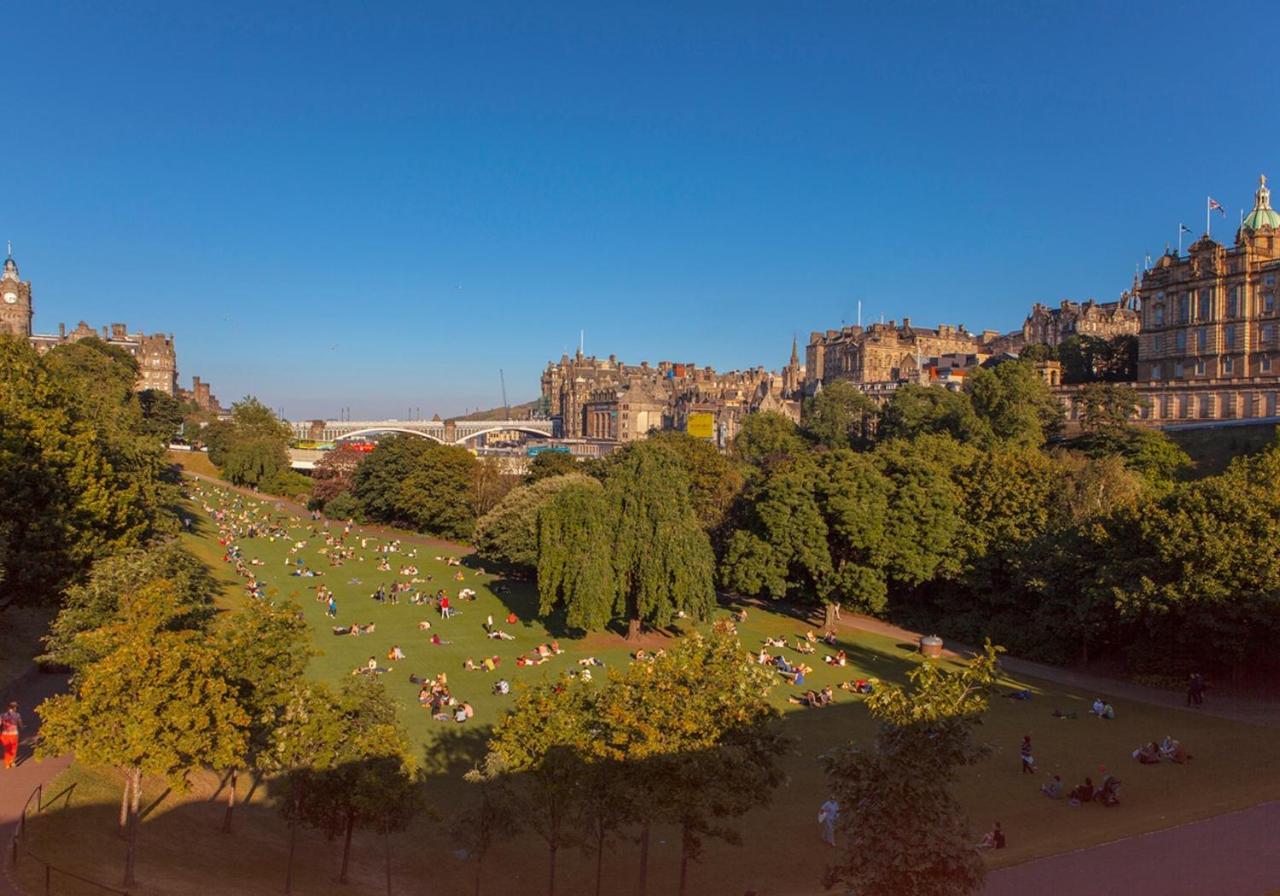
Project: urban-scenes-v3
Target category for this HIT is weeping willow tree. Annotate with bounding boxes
[537,441,715,638]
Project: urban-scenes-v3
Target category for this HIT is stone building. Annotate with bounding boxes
[1022,297,1140,347]
[1133,175,1280,420]
[179,375,224,414]
[803,318,999,394]
[540,349,799,446]
[4,249,180,395]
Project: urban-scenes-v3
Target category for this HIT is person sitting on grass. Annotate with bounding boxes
[1159,735,1190,764]
[418,685,432,705]
[1096,774,1121,807]
[1100,703,1116,720]
[976,821,1005,849]
[793,638,815,655]
[839,678,874,695]
[822,630,838,646]
[418,620,432,631]
[430,633,452,646]
[788,689,821,707]
[764,635,786,649]
[388,645,405,662]
[506,611,519,625]
[493,679,510,696]
[774,655,793,675]
[1041,774,1064,799]
[463,658,477,671]
[734,608,748,623]
[454,702,474,723]
[1090,697,1105,716]
[1068,777,1093,806]
[824,650,848,667]
[1133,741,1161,764]
[482,656,499,672]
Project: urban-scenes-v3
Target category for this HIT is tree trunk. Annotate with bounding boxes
[823,601,838,630]
[222,767,238,834]
[383,823,392,896]
[548,842,557,896]
[677,821,690,896]
[122,768,140,887]
[636,821,650,896]
[594,823,606,896]
[132,771,142,817]
[118,771,132,834]
[340,812,355,883]
[626,617,642,641]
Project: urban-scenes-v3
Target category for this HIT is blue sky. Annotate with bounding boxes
[7,1,1279,419]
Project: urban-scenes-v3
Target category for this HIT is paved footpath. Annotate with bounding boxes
[1,668,73,896]
[983,801,1280,896]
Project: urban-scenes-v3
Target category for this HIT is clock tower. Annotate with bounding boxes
[0,248,33,338]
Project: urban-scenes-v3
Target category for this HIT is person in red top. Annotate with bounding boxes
[1,701,23,769]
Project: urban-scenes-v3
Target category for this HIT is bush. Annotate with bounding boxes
[260,468,313,500]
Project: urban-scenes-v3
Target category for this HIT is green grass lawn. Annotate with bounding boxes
[16,479,1280,896]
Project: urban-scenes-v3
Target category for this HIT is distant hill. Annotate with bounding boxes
[450,399,541,422]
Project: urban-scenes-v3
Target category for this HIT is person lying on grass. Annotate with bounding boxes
[838,678,874,695]
[824,650,848,667]
[1160,735,1190,763]
[1133,742,1161,764]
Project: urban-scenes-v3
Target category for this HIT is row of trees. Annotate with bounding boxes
[470,623,786,896]
[36,543,421,890]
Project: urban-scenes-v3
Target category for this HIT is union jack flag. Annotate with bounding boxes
[1209,197,1226,216]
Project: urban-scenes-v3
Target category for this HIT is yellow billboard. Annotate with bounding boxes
[686,412,715,440]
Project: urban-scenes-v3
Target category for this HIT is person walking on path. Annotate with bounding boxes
[818,798,839,846]
[1,702,23,769]
[1187,673,1206,707]
[1020,735,1036,774]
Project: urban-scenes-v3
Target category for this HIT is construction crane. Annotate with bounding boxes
[499,369,510,419]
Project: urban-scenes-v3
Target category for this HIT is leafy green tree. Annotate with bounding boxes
[525,450,579,483]
[536,481,616,630]
[965,360,1062,446]
[37,582,249,888]
[731,410,807,470]
[872,435,971,587]
[353,435,479,538]
[310,444,365,506]
[597,624,786,896]
[878,384,988,443]
[1077,382,1145,432]
[818,449,894,617]
[822,642,1002,896]
[208,397,294,487]
[267,683,348,895]
[645,430,745,535]
[138,388,189,441]
[802,381,879,450]
[486,678,594,896]
[475,473,600,571]
[1058,334,1137,383]
[260,466,313,499]
[218,598,313,832]
[41,541,217,672]
[222,436,290,488]
[720,456,833,603]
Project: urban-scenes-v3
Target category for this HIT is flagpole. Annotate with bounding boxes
[1206,196,1211,240]
[1179,225,1184,256]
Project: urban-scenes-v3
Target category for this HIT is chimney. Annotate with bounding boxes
[58,323,65,338]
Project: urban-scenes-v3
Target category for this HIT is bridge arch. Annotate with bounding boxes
[452,425,555,444]
[334,427,446,444]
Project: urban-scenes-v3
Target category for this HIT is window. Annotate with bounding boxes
[1266,292,1275,314]
[1151,363,1161,381]
[1154,333,1164,354]
[1153,304,1165,326]
[1224,355,1234,374]
[1196,327,1207,351]
[1175,330,1187,352]
[1267,274,1276,287]
[1199,288,1212,320]
[1178,294,1190,324]
[1262,354,1272,372]
[1195,359,1206,375]
[1174,362,1184,378]
[1228,287,1239,318]
[1225,324,1236,349]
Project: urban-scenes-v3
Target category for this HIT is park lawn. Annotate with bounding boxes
[16,481,1280,896]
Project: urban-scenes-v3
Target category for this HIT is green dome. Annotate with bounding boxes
[1243,175,1280,231]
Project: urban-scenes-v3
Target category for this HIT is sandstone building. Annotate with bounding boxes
[3,250,181,396]
[1022,297,1140,347]
[541,350,800,447]
[802,319,1000,394]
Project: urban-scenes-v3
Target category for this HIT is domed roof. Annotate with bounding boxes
[1243,175,1280,232]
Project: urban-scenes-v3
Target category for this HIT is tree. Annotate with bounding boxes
[597,624,786,896]
[267,683,348,895]
[352,435,479,539]
[472,455,518,518]
[219,598,313,833]
[41,541,217,672]
[37,582,249,887]
[486,678,594,896]
[138,388,189,441]
[475,473,601,572]
[817,449,894,618]
[802,381,879,450]
[311,444,365,506]
[461,754,520,896]
[536,481,615,630]
[965,360,1062,446]
[1077,382,1145,432]
[1058,334,1136,383]
[208,397,294,488]
[731,411,807,470]
[878,384,987,443]
[222,436,290,489]
[525,450,579,483]
[822,642,1002,896]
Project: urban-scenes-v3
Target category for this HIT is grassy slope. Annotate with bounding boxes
[18,482,1280,896]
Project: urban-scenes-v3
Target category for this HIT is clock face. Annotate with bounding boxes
[2,292,16,305]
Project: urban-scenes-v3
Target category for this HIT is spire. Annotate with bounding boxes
[789,335,799,365]
[1,242,16,281]
[1243,174,1280,232]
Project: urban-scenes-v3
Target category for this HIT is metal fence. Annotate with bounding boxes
[9,782,131,896]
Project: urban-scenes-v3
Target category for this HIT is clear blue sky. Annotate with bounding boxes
[7,1,1279,419]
